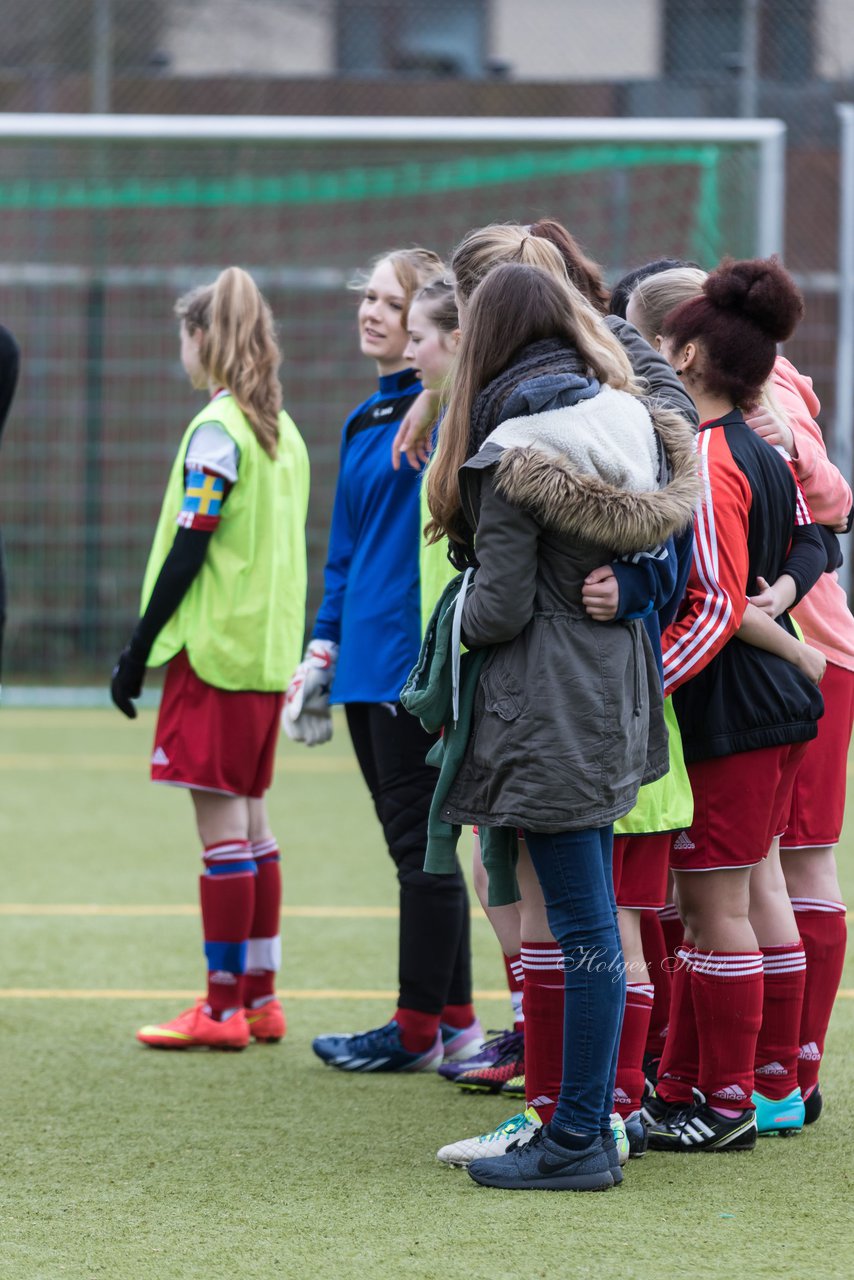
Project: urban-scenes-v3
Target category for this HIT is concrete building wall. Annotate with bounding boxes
[162,1,854,84]
[491,0,661,80]
[165,0,334,76]
[818,0,854,79]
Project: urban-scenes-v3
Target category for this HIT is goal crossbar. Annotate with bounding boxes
[0,113,787,257]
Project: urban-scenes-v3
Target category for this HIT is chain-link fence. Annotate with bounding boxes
[2,2,852,114]
[0,1,852,686]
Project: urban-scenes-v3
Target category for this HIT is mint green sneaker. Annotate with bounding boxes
[437,1106,541,1167]
[752,1087,805,1136]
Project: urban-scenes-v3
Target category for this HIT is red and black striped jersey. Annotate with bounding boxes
[662,410,825,761]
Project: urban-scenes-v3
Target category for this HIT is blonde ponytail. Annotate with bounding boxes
[451,223,638,391]
[175,267,282,458]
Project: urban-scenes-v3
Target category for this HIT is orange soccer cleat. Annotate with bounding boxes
[245,998,287,1043]
[136,1001,250,1051]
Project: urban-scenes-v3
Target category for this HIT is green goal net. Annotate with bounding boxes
[0,116,784,688]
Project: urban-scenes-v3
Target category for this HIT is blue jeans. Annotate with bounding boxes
[523,825,625,1137]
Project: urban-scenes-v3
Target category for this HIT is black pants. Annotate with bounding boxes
[345,702,472,1014]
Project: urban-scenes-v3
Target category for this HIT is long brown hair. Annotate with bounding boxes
[529,218,611,314]
[175,266,282,458]
[426,262,640,546]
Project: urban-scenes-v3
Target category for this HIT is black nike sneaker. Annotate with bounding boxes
[468,1126,615,1191]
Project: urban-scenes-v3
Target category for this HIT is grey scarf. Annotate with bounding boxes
[468,338,589,458]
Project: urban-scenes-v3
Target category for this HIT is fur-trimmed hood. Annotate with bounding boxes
[463,385,700,555]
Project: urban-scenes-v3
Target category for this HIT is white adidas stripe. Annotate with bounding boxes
[794,485,812,526]
[691,952,761,961]
[627,984,655,1001]
[692,959,763,977]
[663,432,734,693]
[680,1117,716,1144]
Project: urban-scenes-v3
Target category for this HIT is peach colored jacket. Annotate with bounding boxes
[746,356,854,671]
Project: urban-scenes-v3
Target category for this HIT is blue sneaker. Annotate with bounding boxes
[753,1086,805,1136]
[468,1125,614,1192]
[312,1019,443,1073]
[625,1109,649,1158]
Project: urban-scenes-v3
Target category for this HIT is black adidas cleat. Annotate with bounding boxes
[641,1089,689,1128]
[646,1089,757,1153]
[803,1083,823,1125]
[642,1052,661,1090]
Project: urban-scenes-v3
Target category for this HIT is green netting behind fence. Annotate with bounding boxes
[0,132,763,682]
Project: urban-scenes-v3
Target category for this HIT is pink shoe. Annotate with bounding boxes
[440,1017,485,1064]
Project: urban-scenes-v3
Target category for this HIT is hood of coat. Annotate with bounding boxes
[466,385,701,556]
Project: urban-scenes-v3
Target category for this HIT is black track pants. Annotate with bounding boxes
[345,702,472,1014]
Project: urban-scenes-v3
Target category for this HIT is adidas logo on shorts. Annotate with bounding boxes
[755,1061,787,1077]
[673,831,696,851]
[798,1042,821,1062]
[151,746,170,766]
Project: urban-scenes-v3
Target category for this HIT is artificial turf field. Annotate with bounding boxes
[1,707,852,1280]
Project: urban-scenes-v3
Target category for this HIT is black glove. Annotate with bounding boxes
[110,647,146,719]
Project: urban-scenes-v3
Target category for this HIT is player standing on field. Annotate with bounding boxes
[626,262,854,1126]
[425,261,697,1191]
[645,259,827,1150]
[285,248,482,1074]
[110,267,309,1051]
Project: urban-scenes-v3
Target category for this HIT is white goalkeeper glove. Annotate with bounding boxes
[283,638,339,747]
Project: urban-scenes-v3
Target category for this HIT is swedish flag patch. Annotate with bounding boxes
[182,470,225,517]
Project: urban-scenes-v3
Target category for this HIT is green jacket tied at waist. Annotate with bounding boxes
[400,572,521,907]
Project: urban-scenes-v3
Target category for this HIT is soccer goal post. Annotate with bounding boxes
[0,113,785,697]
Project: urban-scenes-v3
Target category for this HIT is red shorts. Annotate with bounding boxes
[670,742,808,872]
[151,650,284,799]
[612,832,671,909]
[780,662,854,849]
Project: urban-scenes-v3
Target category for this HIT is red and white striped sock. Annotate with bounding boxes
[503,952,525,1031]
[521,942,564,1123]
[244,837,282,1009]
[614,982,655,1117]
[754,941,807,1101]
[690,949,764,1112]
[200,839,256,1018]
[790,898,847,1097]
[656,947,699,1105]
